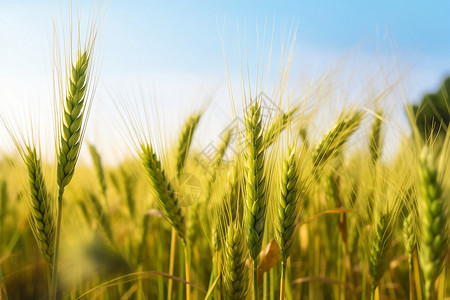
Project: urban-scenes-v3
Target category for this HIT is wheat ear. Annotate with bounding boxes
[24,147,56,265]
[312,111,362,170]
[262,105,299,149]
[369,212,395,299]
[224,224,249,300]
[244,101,267,300]
[369,111,383,163]
[88,143,107,198]
[57,51,90,190]
[275,145,301,300]
[403,211,419,300]
[176,112,201,177]
[140,144,185,240]
[87,191,113,243]
[418,148,448,300]
[52,50,94,300]
[205,128,233,202]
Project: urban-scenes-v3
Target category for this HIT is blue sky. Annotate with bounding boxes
[0,1,449,161]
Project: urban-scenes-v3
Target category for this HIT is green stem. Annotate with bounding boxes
[270,268,275,300]
[370,285,377,300]
[280,262,286,300]
[285,266,293,300]
[157,231,164,300]
[184,244,191,300]
[361,262,367,300]
[178,242,185,300]
[208,256,218,299]
[167,228,176,300]
[412,250,423,300]
[254,259,258,300]
[408,254,413,300]
[50,187,64,300]
[217,253,222,300]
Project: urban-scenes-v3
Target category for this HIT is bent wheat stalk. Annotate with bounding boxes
[140,144,189,300]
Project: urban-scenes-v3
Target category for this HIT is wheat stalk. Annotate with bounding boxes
[52,44,98,299]
[275,145,301,300]
[244,101,267,300]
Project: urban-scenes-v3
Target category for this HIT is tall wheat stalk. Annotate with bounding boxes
[244,101,267,300]
[275,145,301,300]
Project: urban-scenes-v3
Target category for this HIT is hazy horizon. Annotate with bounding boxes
[0,1,449,164]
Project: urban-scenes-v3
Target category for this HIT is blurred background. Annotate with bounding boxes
[0,0,449,163]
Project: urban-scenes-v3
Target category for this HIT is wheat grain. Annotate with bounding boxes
[223,224,249,300]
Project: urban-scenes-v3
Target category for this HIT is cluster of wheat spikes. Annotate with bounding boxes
[1,3,450,300]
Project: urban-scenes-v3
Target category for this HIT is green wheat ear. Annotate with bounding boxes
[141,144,185,241]
[262,104,299,149]
[244,101,267,260]
[176,112,201,177]
[312,110,362,170]
[369,212,395,290]
[223,224,249,300]
[88,143,107,197]
[24,147,56,265]
[369,111,383,163]
[57,51,90,190]
[275,145,301,264]
[418,148,448,300]
[403,210,418,265]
